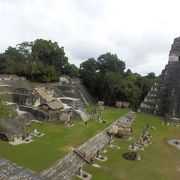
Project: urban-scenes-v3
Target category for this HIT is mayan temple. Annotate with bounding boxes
[140,37,180,123]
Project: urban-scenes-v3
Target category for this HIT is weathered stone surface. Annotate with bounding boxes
[122,102,130,108]
[116,101,123,108]
[0,75,26,81]
[107,125,119,135]
[59,113,71,123]
[140,37,180,123]
[0,158,43,180]
[115,101,130,108]
[98,101,104,106]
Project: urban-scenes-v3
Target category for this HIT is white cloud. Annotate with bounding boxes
[0,0,180,75]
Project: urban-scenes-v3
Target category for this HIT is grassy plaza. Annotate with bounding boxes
[0,108,128,172]
[78,113,180,180]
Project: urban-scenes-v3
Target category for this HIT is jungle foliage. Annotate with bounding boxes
[0,40,156,108]
[0,39,78,82]
[79,53,156,109]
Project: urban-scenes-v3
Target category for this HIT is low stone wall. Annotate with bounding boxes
[41,111,135,180]
[0,74,26,81]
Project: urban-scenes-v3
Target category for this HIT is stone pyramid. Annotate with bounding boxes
[140,37,180,123]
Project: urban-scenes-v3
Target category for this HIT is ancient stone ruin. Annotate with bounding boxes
[115,101,130,108]
[107,113,134,139]
[129,123,152,151]
[140,37,180,123]
[0,118,27,142]
[0,75,93,143]
[41,112,136,180]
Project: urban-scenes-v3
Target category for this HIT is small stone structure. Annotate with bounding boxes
[59,113,71,124]
[129,124,152,151]
[115,101,123,108]
[107,125,119,135]
[0,118,27,142]
[122,102,130,108]
[140,37,180,123]
[31,129,44,138]
[59,75,71,84]
[98,101,104,106]
[168,139,180,150]
[116,101,130,108]
[98,101,105,111]
[107,115,134,139]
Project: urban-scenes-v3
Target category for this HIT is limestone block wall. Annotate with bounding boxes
[41,111,135,180]
[0,75,26,81]
[19,105,50,121]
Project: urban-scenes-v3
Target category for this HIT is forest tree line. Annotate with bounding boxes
[0,39,156,109]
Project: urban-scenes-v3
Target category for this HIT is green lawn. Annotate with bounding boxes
[78,113,180,180]
[0,107,128,172]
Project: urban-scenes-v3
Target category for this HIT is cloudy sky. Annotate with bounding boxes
[0,0,180,75]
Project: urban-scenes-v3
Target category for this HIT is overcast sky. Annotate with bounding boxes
[0,0,180,75]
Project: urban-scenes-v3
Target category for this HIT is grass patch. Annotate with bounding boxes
[0,107,128,172]
[79,113,180,180]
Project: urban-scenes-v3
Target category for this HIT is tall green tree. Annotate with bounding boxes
[64,64,79,77]
[97,52,125,73]
[32,39,69,74]
[80,58,98,96]
[0,39,72,82]
[0,47,24,74]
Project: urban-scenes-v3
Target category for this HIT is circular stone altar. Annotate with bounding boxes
[122,151,140,160]
[168,139,180,150]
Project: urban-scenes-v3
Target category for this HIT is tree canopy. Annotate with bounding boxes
[0,39,76,82]
[79,52,156,109]
[0,40,157,109]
